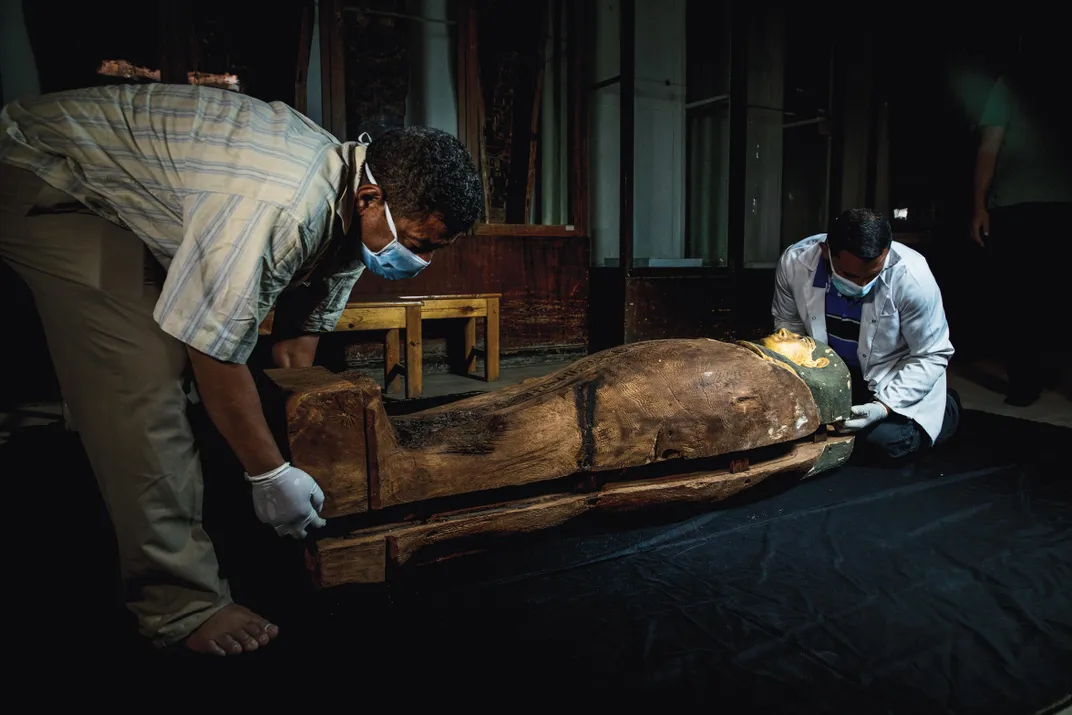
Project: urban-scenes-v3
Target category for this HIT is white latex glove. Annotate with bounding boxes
[838,401,890,433]
[246,462,327,538]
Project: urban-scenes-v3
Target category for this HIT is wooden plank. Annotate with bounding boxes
[474,224,583,237]
[347,300,431,307]
[523,1,549,224]
[319,0,347,139]
[310,436,852,585]
[335,305,409,331]
[396,293,503,301]
[404,304,422,399]
[263,366,372,517]
[417,299,488,320]
[456,0,482,171]
[569,0,590,236]
[463,317,478,375]
[384,328,401,394]
[312,535,386,587]
[260,300,421,336]
[485,296,500,382]
[364,408,382,510]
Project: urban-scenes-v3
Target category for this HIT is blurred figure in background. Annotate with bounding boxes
[971,34,1072,406]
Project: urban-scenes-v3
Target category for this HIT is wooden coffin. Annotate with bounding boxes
[263,330,855,584]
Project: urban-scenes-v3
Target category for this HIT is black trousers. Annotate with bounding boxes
[987,201,1071,397]
[856,390,961,460]
[847,365,960,460]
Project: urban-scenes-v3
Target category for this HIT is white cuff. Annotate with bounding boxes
[246,461,290,482]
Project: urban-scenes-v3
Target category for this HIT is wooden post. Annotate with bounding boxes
[568,0,590,236]
[319,0,347,139]
[464,317,478,374]
[485,296,500,382]
[405,304,423,398]
[384,328,402,393]
[456,0,483,176]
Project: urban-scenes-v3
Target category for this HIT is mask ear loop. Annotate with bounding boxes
[357,131,372,146]
[363,163,398,241]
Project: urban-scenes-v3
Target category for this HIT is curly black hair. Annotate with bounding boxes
[363,126,483,237]
[827,208,892,260]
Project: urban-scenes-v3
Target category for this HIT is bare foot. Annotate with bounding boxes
[185,604,279,656]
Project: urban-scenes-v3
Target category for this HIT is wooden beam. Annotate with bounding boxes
[309,435,853,586]
[404,303,423,399]
[456,0,482,173]
[474,223,583,237]
[568,0,591,236]
[319,0,347,139]
[263,366,373,517]
[485,296,500,382]
[521,1,550,224]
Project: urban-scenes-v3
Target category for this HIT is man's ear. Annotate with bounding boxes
[355,184,383,214]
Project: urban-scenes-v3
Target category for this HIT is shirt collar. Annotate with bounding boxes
[813,253,830,288]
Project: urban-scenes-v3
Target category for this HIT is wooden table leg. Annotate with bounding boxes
[485,296,500,382]
[383,328,402,393]
[464,317,477,375]
[405,305,422,398]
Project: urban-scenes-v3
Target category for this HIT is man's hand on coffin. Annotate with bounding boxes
[837,401,890,433]
[246,462,327,538]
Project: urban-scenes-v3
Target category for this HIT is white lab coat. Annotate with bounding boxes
[771,234,954,443]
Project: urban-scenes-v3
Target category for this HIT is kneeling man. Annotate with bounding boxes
[772,209,960,459]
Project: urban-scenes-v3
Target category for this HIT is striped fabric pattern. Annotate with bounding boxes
[0,83,365,363]
[812,257,864,369]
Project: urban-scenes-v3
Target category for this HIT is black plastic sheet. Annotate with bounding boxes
[6,408,1070,711]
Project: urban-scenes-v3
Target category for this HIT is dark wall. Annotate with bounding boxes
[22,0,305,105]
[877,16,1024,362]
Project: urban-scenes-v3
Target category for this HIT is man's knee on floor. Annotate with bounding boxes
[861,418,924,460]
[935,390,962,446]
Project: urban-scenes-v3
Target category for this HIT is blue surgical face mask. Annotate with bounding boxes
[360,162,430,281]
[828,251,880,299]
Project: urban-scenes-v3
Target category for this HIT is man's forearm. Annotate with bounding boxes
[187,346,284,476]
[972,150,996,211]
[272,334,320,368]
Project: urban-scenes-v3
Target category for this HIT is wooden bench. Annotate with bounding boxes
[259,299,424,398]
[395,293,501,383]
[258,292,500,398]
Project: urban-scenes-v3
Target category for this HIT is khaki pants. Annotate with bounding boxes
[0,164,231,646]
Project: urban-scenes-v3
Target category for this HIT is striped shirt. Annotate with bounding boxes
[815,257,873,403]
[0,83,366,363]
[814,257,864,368]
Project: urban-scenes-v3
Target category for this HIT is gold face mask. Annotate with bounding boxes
[756,328,831,369]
